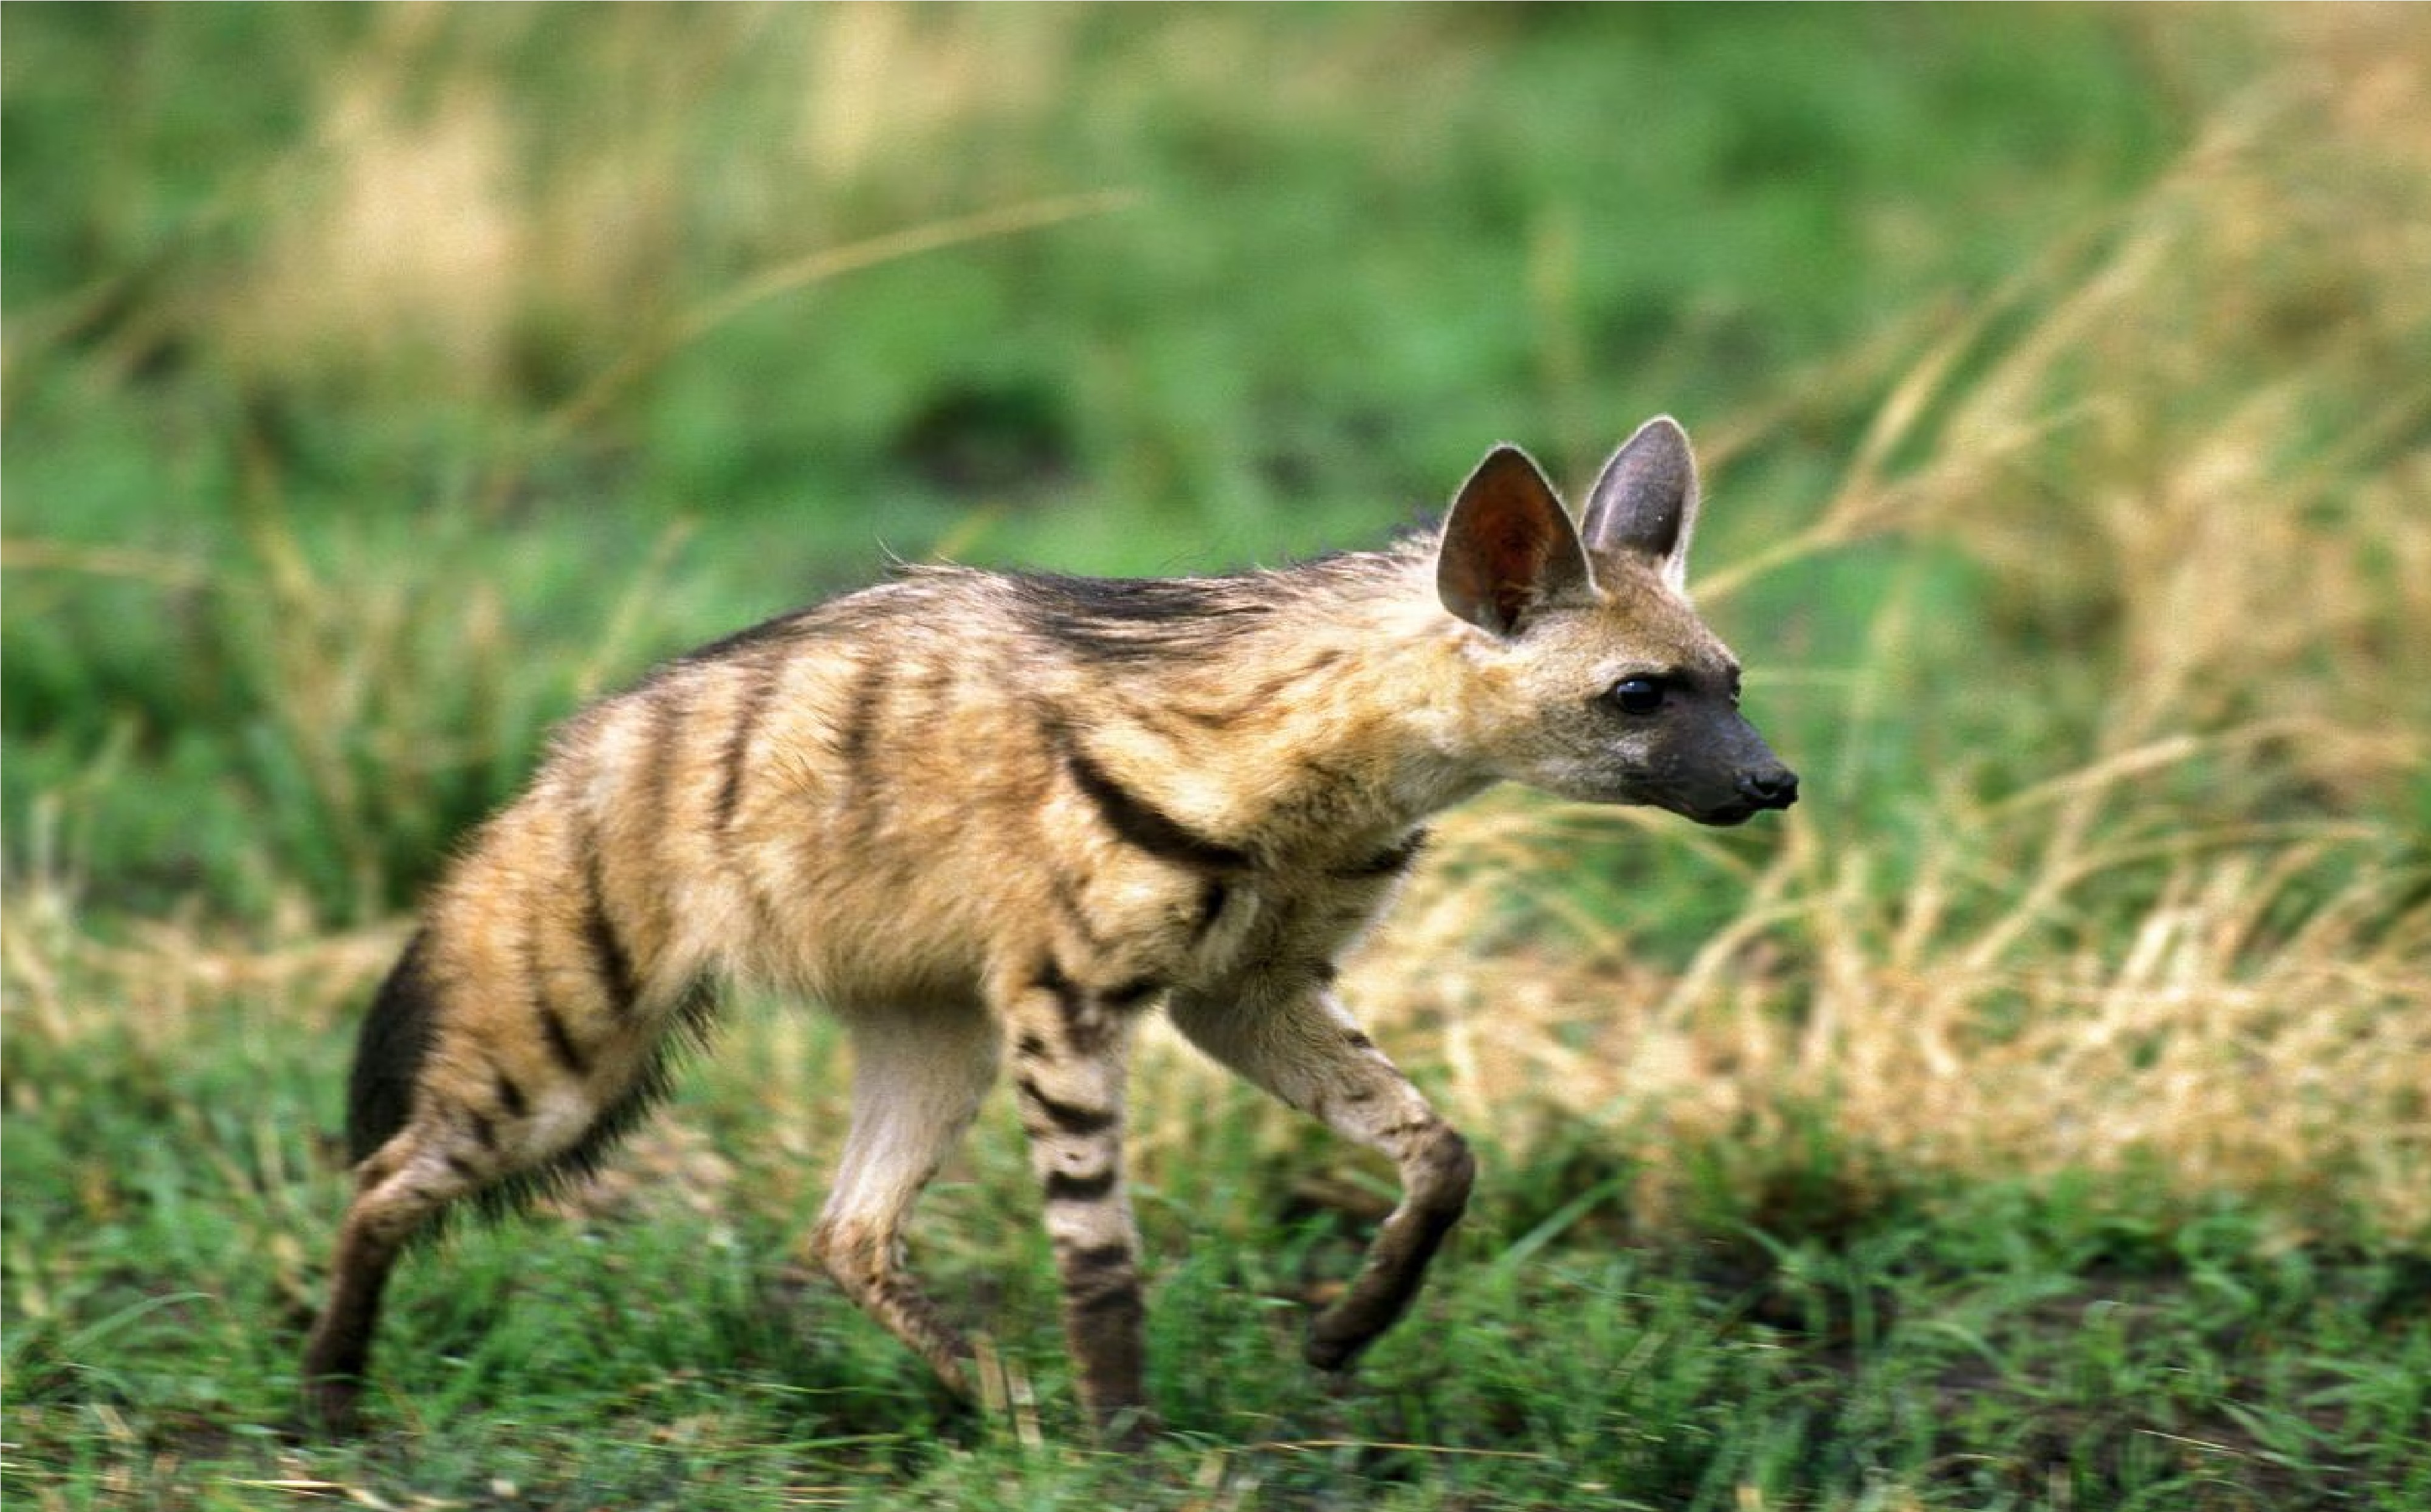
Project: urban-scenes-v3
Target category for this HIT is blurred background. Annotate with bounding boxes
[6,7,2431,1502]
[5,0,2428,1314]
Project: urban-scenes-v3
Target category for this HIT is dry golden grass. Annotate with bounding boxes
[1309,22,2431,1242]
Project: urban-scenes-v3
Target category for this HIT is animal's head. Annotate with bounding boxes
[1434,417,1798,826]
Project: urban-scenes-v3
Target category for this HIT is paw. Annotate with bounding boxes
[1096,1404,1164,1452]
[1302,1310,1373,1374]
[302,1376,365,1440]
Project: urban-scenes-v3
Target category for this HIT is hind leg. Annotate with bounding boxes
[303,1045,679,1435]
[808,1003,1000,1398]
[301,1126,484,1434]
[304,988,692,1432]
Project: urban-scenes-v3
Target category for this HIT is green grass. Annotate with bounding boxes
[7,5,2430,1508]
[6,991,2426,1510]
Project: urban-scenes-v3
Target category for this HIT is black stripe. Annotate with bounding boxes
[914,659,957,717]
[467,1111,498,1151]
[1165,650,1350,729]
[1063,1241,1135,1276]
[1338,828,1429,879]
[838,657,893,788]
[1243,655,1339,710]
[1071,1278,1145,1321]
[1158,700,1237,731]
[1191,878,1229,944]
[1037,956,1087,1025]
[716,659,779,831]
[1064,743,1251,872]
[634,689,686,980]
[444,1153,482,1182]
[517,914,556,1077]
[581,848,641,1017]
[641,678,686,826]
[1043,1169,1119,1204]
[1104,976,1163,1009]
[538,1001,590,1076]
[493,1068,529,1118]
[1017,1078,1117,1138]
[1037,955,1112,1053]
[837,657,896,852]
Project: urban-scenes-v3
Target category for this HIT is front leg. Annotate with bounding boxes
[1002,960,1155,1441]
[1167,975,1476,1372]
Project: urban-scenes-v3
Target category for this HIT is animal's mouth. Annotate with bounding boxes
[1682,791,1797,827]
[1691,801,1762,828]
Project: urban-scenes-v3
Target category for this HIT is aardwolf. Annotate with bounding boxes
[303,416,1797,1440]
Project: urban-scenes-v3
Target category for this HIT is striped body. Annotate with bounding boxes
[303,418,1797,1441]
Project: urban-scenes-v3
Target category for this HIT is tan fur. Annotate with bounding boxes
[303,416,1796,1443]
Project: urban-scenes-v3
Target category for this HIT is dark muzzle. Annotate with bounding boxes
[1735,766,1799,811]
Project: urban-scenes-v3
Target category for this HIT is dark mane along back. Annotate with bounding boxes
[1004,569,1287,664]
[988,545,1426,666]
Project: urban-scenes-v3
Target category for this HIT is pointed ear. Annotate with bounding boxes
[1436,444,1593,637]
[1580,415,1700,590]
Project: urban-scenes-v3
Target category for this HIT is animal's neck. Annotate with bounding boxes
[1074,548,1496,861]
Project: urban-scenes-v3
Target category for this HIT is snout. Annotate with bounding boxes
[1687,763,1799,827]
[1629,711,1800,826]
[1735,766,1798,811]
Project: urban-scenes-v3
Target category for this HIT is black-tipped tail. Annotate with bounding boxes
[345,931,441,1165]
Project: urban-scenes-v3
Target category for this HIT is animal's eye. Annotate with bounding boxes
[1608,676,1666,715]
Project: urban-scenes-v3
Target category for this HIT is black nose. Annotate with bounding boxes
[1736,768,1799,809]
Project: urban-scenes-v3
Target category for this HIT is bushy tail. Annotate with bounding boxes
[345,931,441,1165]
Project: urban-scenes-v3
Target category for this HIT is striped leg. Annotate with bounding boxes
[809,1003,1001,1400]
[1167,980,1475,1372]
[1003,963,1154,1440]
[303,925,688,1436]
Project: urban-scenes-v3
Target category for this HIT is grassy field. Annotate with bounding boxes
[5,6,2428,1508]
